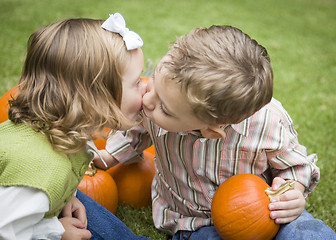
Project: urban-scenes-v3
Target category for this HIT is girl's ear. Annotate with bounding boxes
[200,125,226,139]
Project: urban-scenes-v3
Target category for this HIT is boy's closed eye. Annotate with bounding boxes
[160,102,171,116]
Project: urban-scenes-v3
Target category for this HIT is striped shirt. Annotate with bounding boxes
[106,98,320,236]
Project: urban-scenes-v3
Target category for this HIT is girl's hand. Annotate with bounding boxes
[93,150,119,170]
[59,217,91,240]
[61,196,87,227]
[268,177,305,224]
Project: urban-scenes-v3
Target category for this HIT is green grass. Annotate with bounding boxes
[1,0,335,237]
[116,204,167,239]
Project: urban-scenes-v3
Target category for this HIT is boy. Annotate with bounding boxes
[95,25,336,239]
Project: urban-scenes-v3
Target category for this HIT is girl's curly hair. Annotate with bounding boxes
[9,18,133,153]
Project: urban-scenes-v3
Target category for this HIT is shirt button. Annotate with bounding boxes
[200,138,207,143]
[196,168,204,175]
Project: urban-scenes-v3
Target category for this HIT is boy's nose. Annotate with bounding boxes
[142,88,155,111]
[143,93,154,111]
[140,81,146,96]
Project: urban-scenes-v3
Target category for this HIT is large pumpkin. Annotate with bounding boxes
[0,86,18,123]
[211,174,280,240]
[78,162,119,214]
[107,150,155,208]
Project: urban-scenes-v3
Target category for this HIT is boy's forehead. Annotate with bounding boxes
[154,63,170,84]
[155,57,168,74]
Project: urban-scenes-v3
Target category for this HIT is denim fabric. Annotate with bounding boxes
[172,226,221,240]
[76,190,150,240]
[172,210,336,240]
[274,210,336,240]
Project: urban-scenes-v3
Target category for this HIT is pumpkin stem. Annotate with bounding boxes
[85,161,97,176]
[265,180,295,200]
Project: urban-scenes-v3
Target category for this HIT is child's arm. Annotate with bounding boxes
[104,124,153,165]
[93,149,119,170]
[268,177,306,224]
[0,186,64,239]
[263,100,320,224]
[0,186,91,239]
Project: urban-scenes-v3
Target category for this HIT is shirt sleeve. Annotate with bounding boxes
[0,186,65,240]
[265,108,320,197]
[106,124,152,164]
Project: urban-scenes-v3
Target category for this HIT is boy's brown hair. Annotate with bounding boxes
[162,25,273,125]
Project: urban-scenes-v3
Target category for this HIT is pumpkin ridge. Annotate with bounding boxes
[229,209,276,239]
[221,195,268,216]
[218,201,270,238]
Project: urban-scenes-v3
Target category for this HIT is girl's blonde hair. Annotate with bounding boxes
[9,18,132,153]
[162,25,273,125]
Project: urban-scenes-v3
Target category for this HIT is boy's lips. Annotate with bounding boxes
[142,106,149,117]
[142,107,147,117]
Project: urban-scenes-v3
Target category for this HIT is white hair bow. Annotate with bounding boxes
[101,13,143,50]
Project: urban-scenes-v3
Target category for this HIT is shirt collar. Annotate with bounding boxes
[153,117,250,138]
[230,117,250,137]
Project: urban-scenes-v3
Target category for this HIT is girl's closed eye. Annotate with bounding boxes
[136,78,142,86]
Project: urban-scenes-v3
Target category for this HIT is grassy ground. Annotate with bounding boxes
[0,0,335,238]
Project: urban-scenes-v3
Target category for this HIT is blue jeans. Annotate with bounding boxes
[172,210,336,240]
[76,190,150,240]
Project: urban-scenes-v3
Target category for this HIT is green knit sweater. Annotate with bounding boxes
[0,120,92,218]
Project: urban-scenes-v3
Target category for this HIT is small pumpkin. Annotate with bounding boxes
[211,174,280,240]
[0,86,18,123]
[107,150,155,208]
[78,162,118,214]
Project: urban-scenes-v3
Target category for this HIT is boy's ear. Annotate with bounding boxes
[200,125,226,139]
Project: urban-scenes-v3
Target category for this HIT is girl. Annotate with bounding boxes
[0,13,149,240]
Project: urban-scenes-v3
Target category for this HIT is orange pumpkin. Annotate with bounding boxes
[140,76,151,84]
[78,162,119,214]
[211,174,280,240]
[107,150,155,208]
[93,128,111,150]
[145,144,155,156]
[0,86,18,123]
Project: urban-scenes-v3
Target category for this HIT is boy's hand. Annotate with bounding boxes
[61,196,87,227]
[93,150,119,170]
[59,217,91,240]
[268,177,305,224]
